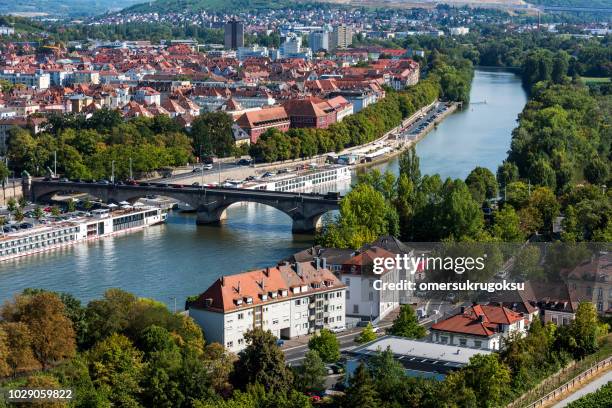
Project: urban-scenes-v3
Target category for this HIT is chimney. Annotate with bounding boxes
[237,281,241,294]
[264,267,270,277]
[477,314,484,322]
[221,276,225,287]
[322,257,327,270]
[460,306,465,314]
[296,262,302,277]
[315,257,321,270]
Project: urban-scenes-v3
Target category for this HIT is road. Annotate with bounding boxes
[283,312,440,365]
[550,370,612,408]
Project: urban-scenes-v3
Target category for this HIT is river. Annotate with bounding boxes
[0,69,527,307]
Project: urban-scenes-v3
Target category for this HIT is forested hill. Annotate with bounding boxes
[0,0,143,17]
[124,0,299,14]
[527,0,612,8]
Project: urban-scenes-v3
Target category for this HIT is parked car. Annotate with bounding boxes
[262,172,274,178]
[203,163,213,170]
[236,158,252,166]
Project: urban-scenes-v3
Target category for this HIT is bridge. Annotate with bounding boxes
[24,179,341,233]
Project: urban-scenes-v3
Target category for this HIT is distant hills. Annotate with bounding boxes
[0,0,143,18]
[124,0,298,14]
[526,0,612,8]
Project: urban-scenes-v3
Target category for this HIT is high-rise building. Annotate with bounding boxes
[308,30,329,52]
[224,19,244,50]
[330,25,353,50]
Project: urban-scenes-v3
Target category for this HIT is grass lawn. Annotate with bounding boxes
[580,77,611,84]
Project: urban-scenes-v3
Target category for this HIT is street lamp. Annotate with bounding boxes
[111,160,115,183]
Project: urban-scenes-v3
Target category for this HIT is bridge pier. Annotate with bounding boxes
[196,207,228,225]
[291,215,323,234]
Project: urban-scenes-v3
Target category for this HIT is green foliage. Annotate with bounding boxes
[565,382,612,408]
[556,302,608,359]
[232,328,293,392]
[355,322,378,344]
[388,304,426,339]
[87,333,145,408]
[7,111,193,179]
[191,112,236,158]
[294,350,326,393]
[466,167,498,204]
[308,328,340,363]
[492,205,524,242]
[317,182,398,249]
[341,362,380,408]
[446,353,511,408]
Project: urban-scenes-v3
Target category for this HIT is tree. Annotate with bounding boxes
[13,207,24,222]
[561,302,606,359]
[1,292,76,369]
[6,197,16,213]
[355,322,377,344]
[388,304,426,339]
[448,353,511,407]
[527,187,561,234]
[466,167,498,204]
[33,206,44,220]
[342,362,380,408]
[492,205,524,242]
[0,326,10,378]
[0,322,40,375]
[367,346,405,396]
[24,374,66,408]
[232,328,293,393]
[51,205,61,217]
[317,183,398,249]
[88,333,145,408]
[191,112,235,158]
[294,350,326,393]
[308,328,340,363]
[497,161,519,188]
[584,157,609,185]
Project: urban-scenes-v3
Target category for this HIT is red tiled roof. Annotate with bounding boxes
[191,261,344,313]
[431,304,524,338]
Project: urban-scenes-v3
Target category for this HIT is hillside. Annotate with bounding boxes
[527,0,612,8]
[124,0,299,14]
[0,0,143,17]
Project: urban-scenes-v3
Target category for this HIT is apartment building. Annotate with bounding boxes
[0,70,50,89]
[331,25,353,50]
[189,260,346,353]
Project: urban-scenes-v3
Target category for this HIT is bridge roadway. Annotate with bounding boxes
[26,180,342,233]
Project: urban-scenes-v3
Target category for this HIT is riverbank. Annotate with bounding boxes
[161,100,441,186]
[354,102,458,171]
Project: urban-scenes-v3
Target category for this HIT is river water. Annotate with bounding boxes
[0,69,527,306]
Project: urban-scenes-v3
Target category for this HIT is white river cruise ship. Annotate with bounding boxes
[244,165,351,192]
[0,207,166,261]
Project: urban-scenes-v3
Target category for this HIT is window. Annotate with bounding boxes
[337,291,342,298]
[238,338,244,345]
[563,317,569,325]
[474,340,482,348]
[272,319,279,325]
[237,313,244,320]
[346,291,350,300]
[459,338,467,346]
[353,305,359,314]
[295,299,301,306]
[440,336,448,344]
[344,278,350,285]
[552,316,558,325]
[368,291,374,301]
[226,341,233,348]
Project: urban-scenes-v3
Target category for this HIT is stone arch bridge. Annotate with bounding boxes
[25,179,341,233]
